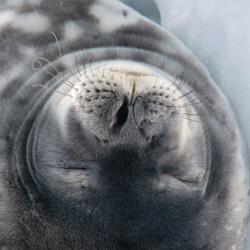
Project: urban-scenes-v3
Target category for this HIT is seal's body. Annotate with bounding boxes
[0,0,249,249]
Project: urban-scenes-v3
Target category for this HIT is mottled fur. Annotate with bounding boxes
[0,0,249,249]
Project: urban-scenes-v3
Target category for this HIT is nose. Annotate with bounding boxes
[109,96,129,134]
[101,94,167,146]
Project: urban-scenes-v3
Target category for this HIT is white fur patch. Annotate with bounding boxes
[60,55,77,70]
[7,0,42,6]
[12,12,50,34]
[90,2,139,33]
[7,0,25,6]
[19,46,36,58]
[0,10,16,30]
[0,63,24,93]
[0,75,9,94]
[0,10,50,33]
[63,21,84,41]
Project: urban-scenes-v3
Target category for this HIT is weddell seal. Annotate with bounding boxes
[0,0,249,249]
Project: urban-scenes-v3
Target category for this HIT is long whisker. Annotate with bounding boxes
[32,84,73,98]
[53,90,73,98]
[32,57,59,74]
[182,112,207,117]
[74,52,82,77]
[174,89,194,101]
[177,100,203,108]
[45,70,78,90]
[176,113,202,124]
[50,31,63,58]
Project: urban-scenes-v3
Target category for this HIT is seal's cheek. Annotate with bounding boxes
[156,131,209,183]
[38,159,101,200]
[149,110,210,194]
[32,123,102,200]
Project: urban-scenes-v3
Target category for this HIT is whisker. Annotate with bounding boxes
[172,78,181,95]
[166,77,189,101]
[82,63,90,80]
[51,31,83,83]
[50,31,63,58]
[51,31,83,84]
[45,70,77,90]
[32,84,73,98]
[90,61,98,78]
[174,89,194,101]
[83,57,95,81]
[182,112,206,117]
[32,84,48,88]
[177,100,203,108]
[73,52,83,79]
[176,113,202,124]
[84,57,93,78]
[32,57,59,74]
[102,62,108,78]
[54,90,73,98]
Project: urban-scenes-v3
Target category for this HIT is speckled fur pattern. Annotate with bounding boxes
[0,0,249,249]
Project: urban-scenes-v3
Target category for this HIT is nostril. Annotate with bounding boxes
[111,97,129,133]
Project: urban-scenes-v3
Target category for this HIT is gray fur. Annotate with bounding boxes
[0,0,249,249]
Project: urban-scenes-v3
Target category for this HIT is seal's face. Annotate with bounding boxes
[25,61,208,248]
[41,61,207,189]
[0,0,249,249]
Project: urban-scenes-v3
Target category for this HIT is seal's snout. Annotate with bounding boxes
[55,61,200,147]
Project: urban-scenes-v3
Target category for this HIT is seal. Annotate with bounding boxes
[0,0,249,249]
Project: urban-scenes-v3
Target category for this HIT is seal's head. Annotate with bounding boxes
[22,61,208,248]
[40,61,207,190]
[0,0,248,249]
